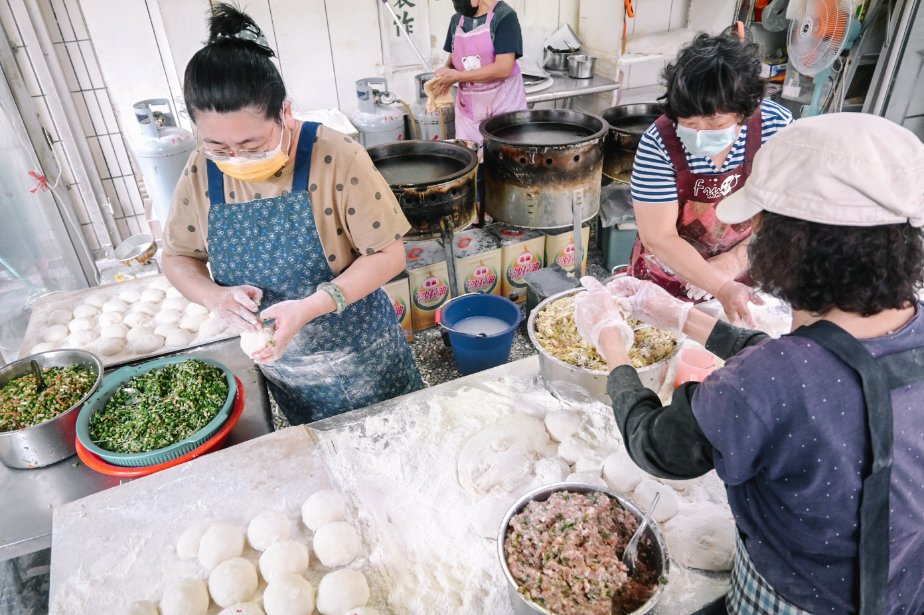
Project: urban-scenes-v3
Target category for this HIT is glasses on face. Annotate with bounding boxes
[199,122,285,161]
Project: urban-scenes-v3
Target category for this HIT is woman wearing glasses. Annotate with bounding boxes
[162,4,423,425]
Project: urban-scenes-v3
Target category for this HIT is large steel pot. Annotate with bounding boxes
[601,103,661,182]
[499,482,670,615]
[368,140,478,240]
[481,110,607,229]
[0,349,103,468]
[527,288,680,404]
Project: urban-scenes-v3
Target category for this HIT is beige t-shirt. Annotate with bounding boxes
[164,122,410,275]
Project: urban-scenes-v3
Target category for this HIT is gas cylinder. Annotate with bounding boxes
[129,99,195,224]
[350,78,406,148]
[411,72,455,141]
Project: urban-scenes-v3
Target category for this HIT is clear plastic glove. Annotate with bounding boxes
[250,299,317,364]
[204,285,263,332]
[574,277,633,354]
[607,276,693,336]
[716,279,764,328]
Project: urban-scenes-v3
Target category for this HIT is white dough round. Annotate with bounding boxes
[119,289,141,304]
[98,311,125,327]
[163,297,188,312]
[43,324,69,342]
[92,337,125,356]
[179,312,209,332]
[343,609,381,615]
[603,451,648,493]
[532,456,571,487]
[123,311,152,328]
[544,410,582,443]
[208,557,258,608]
[73,304,100,319]
[84,293,107,308]
[30,342,59,354]
[66,329,98,347]
[198,523,245,571]
[154,322,181,338]
[160,578,208,615]
[165,328,194,348]
[565,471,608,489]
[239,327,274,358]
[247,511,294,552]
[166,286,183,299]
[150,277,172,290]
[186,302,211,317]
[132,302,159,316]
[129,330,164,354]
[141,288,165,303]
[218,604,265,615]
[100,324,128,339]
[259,540,310,583]
[663,503,736,571]
[176,522,211,560]
[557,437,605,473]
[68,318,95,334]
[263,573,315,615]
[633,479,680,523]
[48,308,73,324]
[127,600,160,615]
[301,491,346,531]
[312,522,360,568]
[102,299,129,313]
[154,309,182,325]
[316,569,370,615]
[198,316,226,338]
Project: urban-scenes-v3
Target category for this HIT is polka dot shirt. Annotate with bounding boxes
[163,123,410,274]
[692,307,924,615]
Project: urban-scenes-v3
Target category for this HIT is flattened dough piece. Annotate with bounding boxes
[48,308,73,324]
[633,479,680,523]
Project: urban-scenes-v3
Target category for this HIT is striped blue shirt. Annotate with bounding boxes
[630,99,794,204]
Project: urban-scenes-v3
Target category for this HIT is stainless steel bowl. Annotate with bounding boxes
[527,288,680,404]
[114,233,158,267]
[498,482,670,615]
[567,54,597,79]
[0,350,104,468]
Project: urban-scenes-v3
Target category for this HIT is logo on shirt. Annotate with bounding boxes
[693,174,741,200]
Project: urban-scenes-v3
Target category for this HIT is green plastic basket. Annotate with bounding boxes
[75,356,237,467]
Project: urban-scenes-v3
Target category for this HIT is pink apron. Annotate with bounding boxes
[451,3,528,144]
[628,111,763,300]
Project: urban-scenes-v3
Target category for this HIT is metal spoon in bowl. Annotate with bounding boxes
[622,491,660,575]
[30,360,46,394]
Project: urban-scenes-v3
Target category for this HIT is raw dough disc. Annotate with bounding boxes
[160,578,209,615]
[92,337,126,356]
[176,522,211,560]
[72,304,100,319]
[198,316,226,338]
[67,329,98,347]
[48,309,73,324]
[259,540,310,583]
[544,410,582,443]
[132,302,159,316]
[118,289,141,304]
[218,604,264,615]
[68,319,95,334]
[263,573,314,615]
[208,557,258,608]
[558,437,605,473]
[663,502,736,571]
[154,322,181,338]
[312,522,360,568]
[43,325,69,343]
[198,523,245,571]
[163,297,188,312]
[316,569,370,615]
[123,311,152,329]
[84,293,108,308]
[141,288,165,303]
[532,456,571,487]
[240,327,274,357]
[102,299,129,313]
[98,312,125,328]
[603,451,648,493]
[565,471,608,489]
[301,490,346,531]
[127,329,165,354]
[186,302,211,317]
[150,277,172,290]
[179,312,209,332]
[247,511,294,552]
[154,309,182,325]
[633,479,680,523]
[166,286,183,299]
[100,324,128,339]
[165,328,194,347]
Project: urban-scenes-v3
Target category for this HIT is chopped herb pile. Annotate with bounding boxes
[0,365,96,432]
[90,360,228,454]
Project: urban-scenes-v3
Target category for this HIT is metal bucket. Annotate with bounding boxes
[601,103,661,182]
[526,288,680,404]
[498,482,670,615]
[0,349,103,468]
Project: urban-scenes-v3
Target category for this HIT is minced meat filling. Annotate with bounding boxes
[504,491,659,615]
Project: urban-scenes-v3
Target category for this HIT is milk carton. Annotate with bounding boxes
[487,224,545,303]
[405,240,452,331]
[382,273,413,342]
[447,228,502,296]
[544,225,590,274]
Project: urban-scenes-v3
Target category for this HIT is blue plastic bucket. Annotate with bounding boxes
[439,294,522,375]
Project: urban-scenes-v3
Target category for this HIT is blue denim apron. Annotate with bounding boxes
[205,122,423,424]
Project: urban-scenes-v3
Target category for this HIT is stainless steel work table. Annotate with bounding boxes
[526,72,619,107]
[0,339,273,562]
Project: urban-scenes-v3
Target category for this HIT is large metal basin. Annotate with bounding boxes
[498,482,670,615]
[601,103,661,182]
[0,349,103,468]
[527,288,679,404]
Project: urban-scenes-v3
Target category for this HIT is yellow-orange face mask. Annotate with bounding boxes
[215,126,290,183]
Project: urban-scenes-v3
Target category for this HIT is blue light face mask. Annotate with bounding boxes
[675,123,739,157]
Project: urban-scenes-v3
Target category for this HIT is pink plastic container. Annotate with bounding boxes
[674,348,718,387]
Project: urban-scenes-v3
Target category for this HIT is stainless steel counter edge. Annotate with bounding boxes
[525,72,619,105]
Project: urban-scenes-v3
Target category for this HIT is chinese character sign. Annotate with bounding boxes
[380,0,431,68]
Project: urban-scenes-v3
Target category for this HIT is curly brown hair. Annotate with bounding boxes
[748,212,924,316]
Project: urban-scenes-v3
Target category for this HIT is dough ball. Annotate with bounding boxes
[240,327,275,358]
[198,316,226,338]
[163,297,188,312]
[98,311,125,327]
[198,523,245,571]
[165,328,194,348]
[132,302,159,316]
[263,573,315,615]
[316,569,369,615]
[44,324,70,342]
[176,522,210,560]
[179,312,209,332]
[565,471,608,489]
[124,311,152,329]
[186,302,211,317]
[102,299,129,313]
[259,540,310,583]
[126,600,159,615]
[343,609,381,615]
[84,293,107,308]
[141,288,165,303]
[119,289,141,304]
[73,304,100,319]
[659,477,695,492]
[663,503,736,571]
[30,342,59,354]
[92,337,126,357]
[68,318,95,334]
[160,578,208,615]
[301,490,346,531]
[154,322,181,338]
[154,309,182,325]
[633,479,680,523]
[218,604,265,615]
[150,277,172,290]
[603,451,648,493]
[544,410,582,443]
[532,456,571,487]
[127,330,164,355]
[557,437,605,473]
[100,324,129,339]
[471,495,517,539]
[247,511,294,552]
[67,329,98,348]
[208,557,258,608]
[48,308,73,324]
[312,522,360,568]
[166,286,184,299]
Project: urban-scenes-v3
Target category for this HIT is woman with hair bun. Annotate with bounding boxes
[163,3,423,425]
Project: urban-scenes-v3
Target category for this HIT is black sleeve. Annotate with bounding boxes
[606,320,770,480]
[492,11,523,57]
[443,15,459,53]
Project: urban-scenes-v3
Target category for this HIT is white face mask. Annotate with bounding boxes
[675,123,739,157]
